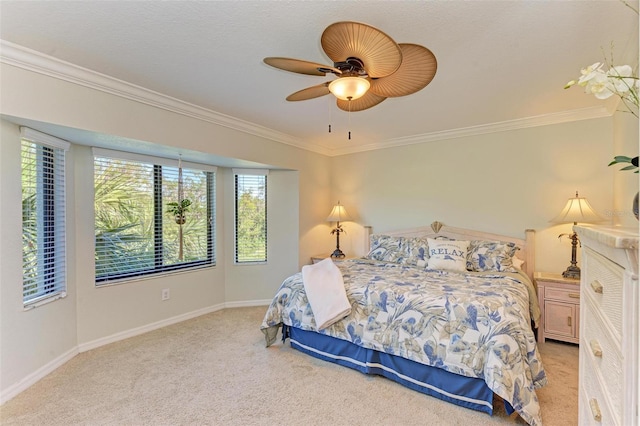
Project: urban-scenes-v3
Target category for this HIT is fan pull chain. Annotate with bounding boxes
[328,95,332,133]
[348,98,352,140]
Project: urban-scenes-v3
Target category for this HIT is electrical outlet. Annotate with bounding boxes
[161,288,170,301]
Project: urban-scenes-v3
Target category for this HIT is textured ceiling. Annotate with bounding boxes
[0,1,638,157]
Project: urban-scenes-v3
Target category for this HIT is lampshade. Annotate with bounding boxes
[550,191,605,224]
[326,202,350,222]
[328,77,370,101]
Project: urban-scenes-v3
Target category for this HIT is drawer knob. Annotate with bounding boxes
[589,398,602,421]
[589,340,603,358]
[590,280,603,294]
[568,292,580,299]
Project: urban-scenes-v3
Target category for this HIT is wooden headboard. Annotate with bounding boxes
[363,221,535,281]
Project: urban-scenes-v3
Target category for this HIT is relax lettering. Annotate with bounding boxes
[430,248,465,257]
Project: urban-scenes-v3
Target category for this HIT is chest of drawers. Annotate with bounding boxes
[574,226,638,426]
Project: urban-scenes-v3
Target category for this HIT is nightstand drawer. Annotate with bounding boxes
[583,248,624,339]
[545,287,581,303]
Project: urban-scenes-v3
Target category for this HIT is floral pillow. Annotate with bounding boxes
[467,240,518,272]
[426,238,469,271]
[405,237,430,268]
[367,235,409,263]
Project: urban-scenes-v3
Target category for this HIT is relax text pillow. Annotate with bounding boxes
[427,238,469,272]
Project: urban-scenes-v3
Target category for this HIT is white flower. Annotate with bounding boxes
[577,62,604,85]
[584,72,614,99]
[607,65,635,94]
[566,61,639,118]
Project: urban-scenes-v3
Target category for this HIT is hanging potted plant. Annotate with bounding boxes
[166,198,191,261]
[166,198,191,225]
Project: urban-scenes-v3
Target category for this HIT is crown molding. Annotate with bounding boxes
[1,40,613,158]
[328,105,614,156]
[0,40,333,157]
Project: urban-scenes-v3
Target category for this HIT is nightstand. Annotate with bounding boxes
[310,255,357,264]
[535,272,581,344]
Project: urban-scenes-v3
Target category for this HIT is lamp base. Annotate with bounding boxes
[330,249,345,259]
[562,265,581,280]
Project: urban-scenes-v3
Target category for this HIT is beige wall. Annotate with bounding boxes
[330,118,622,274]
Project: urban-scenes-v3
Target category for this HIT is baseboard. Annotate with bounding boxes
[225,299,272,308]
[78,303,226,353]
[2,302,270,405]
[0,346,78,405]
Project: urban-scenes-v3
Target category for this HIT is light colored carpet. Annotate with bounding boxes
[0,306,578,425]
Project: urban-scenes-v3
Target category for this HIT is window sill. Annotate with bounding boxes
[95,264,216,287]
[24,292,67,311]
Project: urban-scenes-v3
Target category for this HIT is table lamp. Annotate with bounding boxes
[326,201,350,258]
[549,191,604,279]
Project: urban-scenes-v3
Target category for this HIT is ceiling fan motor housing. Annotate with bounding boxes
[334,57,368,77]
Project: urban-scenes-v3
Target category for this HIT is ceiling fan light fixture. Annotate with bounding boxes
[328,77,370,101]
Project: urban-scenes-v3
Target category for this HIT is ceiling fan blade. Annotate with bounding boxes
[369,44,438,98]
[286,83,331,101]
[264,57,341,76]
[336,90,386,112]
[321,21,402,78]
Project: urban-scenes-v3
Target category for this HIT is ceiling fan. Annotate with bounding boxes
[264,21,437,112]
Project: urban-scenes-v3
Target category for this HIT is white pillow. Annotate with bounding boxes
[427,238,470,271]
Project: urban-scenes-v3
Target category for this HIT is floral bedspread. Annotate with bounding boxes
[260,259,547,426]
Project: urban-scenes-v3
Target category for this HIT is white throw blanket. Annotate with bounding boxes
[301,258,351,330]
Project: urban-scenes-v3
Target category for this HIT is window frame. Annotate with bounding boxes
[233,169,268,264]
[21,127,70,308]
[93,148,216,284]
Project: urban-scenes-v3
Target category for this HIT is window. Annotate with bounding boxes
[94,149,216,283]
[234,169,268,263]
[21,128,69,307]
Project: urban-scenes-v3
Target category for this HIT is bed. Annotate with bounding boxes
[260,222,547,426]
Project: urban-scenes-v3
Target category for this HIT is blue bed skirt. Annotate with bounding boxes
[285,325,514,416]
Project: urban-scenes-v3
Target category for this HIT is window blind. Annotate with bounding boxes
[21,128,69,307]
[234,170,268,263]
[94,149,216,283]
